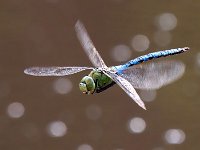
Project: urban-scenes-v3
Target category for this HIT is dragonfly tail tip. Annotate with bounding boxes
[183,47,190,51]
[24,69,28,75]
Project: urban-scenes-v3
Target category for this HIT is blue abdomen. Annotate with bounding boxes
[114,47,189,74]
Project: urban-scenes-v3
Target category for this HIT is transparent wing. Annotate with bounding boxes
[24,67,93,76]
[75,20,107,68]
[103,70,146,110]
[119,60,185,90]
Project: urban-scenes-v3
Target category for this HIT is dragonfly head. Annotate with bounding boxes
[79,76,95,94]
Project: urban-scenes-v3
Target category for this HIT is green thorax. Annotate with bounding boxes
[88,69,114,93]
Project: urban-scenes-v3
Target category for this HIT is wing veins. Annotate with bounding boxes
[75,20,107,68]
[119,60,185,89]
[24,67,93,76]
[103,70,146,110]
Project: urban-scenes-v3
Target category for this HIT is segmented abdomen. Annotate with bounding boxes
[114,47,189,74]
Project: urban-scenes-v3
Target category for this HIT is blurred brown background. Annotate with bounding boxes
[0,0,199,150]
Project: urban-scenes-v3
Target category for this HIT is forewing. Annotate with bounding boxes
[120,60,185,90]
[75,20,107,68]
[103,70,146,110]
[24,67,93,76]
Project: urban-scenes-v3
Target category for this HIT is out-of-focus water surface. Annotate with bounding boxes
[0,0,199,150]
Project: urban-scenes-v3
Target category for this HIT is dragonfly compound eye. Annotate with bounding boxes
[79,76,95,94]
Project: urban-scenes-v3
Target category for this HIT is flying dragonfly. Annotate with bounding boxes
[24,20,189,110]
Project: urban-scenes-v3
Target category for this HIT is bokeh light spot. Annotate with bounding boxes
[21,123,40,141]
[140,90,157,102]
[131,34,150,52]
[164,129,186,144]
[53,78,72,94]
[111,44,132,62]
[7,102,25,118]
[154,31,172,47]
[47,121,67,137]
[152,147,165,150]
[0,81,10,98]
[46,0,59,3]
[77,144,93,150]
[86,104,102,120]
[196,52,200,67]
[195,52,200,74]
[156,13,177,31]
[128,117,146,134]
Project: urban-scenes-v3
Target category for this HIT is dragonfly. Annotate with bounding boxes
[24,20,189,110]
